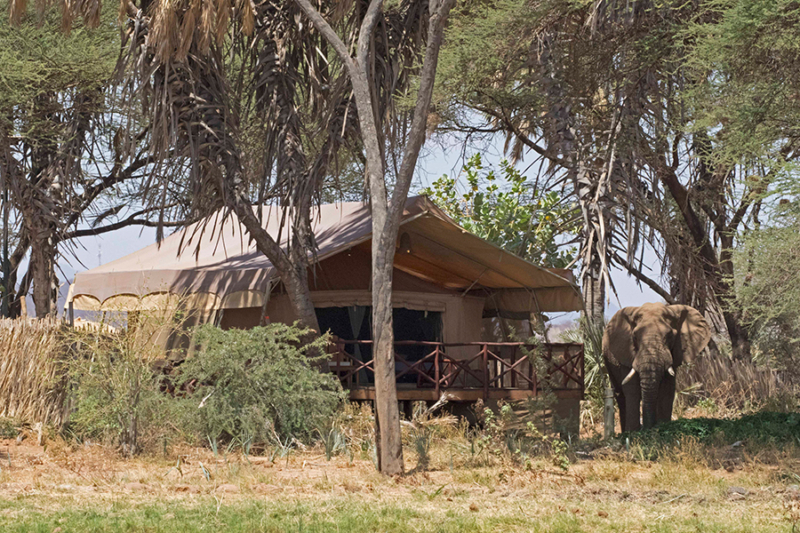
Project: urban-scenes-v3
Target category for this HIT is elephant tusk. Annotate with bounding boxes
[667,366,675,377]
[621,368,637,385]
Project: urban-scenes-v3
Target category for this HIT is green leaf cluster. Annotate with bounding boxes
[733,201,800,371]
[421,154,578,268]
[179,323,345,446]
[0,1,118,110]
[684,0,800,170]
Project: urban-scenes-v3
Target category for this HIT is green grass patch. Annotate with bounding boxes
[0,496,787,532]
[633,411,800,448]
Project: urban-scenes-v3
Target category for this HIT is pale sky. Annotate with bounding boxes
[51,136,662,318]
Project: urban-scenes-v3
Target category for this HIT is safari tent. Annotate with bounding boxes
[69,196,585,426]
[67,196,582,345]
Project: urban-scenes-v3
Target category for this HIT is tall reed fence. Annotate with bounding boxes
[0,318,70,429]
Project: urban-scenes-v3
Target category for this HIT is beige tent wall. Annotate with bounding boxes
[162,308,218,358]
[218,290,486,361]
[218,307,263,330]
[481,317,540,342]
[442,295,485,360]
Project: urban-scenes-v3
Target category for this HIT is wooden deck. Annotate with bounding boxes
[328,340,584,403]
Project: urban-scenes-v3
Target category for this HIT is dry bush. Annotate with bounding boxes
[338,402,375,449]
[676,345,797,416]
[0,318,69,430]
[66,306,189,455]
[400,397,462,471]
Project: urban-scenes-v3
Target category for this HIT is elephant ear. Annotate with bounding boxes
[602,307,639,367]
[667,305,711,366]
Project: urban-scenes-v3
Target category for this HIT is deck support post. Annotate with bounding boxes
[604,387,615,439]
[510,348,516,389]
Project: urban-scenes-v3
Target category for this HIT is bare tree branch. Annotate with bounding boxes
[356,0,385,68]
[389,0,456,223]
[613,253,675,304]
[64,208,184,239]
[294,0,387,209]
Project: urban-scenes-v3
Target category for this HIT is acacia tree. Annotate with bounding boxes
[1,3,183,318]
[293,0,455,474]
[435,0,799,359]
[112,0,454,473]
[433,1,625,325]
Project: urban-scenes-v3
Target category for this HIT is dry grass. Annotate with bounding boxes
[0,428,796,532]
[0,396,794,530]
[0,318,69,430]
[0,316,797,530]
[676,346,797,417]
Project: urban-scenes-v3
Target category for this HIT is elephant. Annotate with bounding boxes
[602,303,711,431]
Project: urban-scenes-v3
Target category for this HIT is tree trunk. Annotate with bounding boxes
[659,165,752,360]
[581,245,605,326]
[281,261,320,332]
[582,272,605,326]
[228,199,321,334]
[722,309,751,362]
[718,235,751,361]
[29,227,58,318]
[283,257,328,371]
[294,0,454,476]
[371,215,404,475]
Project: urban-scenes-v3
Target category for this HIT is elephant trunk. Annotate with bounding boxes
[639,363,661,430]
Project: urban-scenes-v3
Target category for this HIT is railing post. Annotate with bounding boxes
[482,344,489,400]
[348,343,361,389]
[434,345,440,397]
[510,347,516,389]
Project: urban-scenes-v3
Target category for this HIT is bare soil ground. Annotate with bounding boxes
[0,432,798,532]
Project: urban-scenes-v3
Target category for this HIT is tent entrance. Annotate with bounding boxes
[392,308,443,384]
[315,306,443,384]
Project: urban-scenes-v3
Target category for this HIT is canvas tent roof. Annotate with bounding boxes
[69,196,582,313]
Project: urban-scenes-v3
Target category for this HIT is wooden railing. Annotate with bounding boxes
[327,340,584,400]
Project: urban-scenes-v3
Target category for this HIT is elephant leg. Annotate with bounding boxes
[621,373,642,432]
[605,363,626,433]
[657,374,676,424]
[615,391,627,433]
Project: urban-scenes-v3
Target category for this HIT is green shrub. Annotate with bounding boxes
[66,311,180,455]
[0,418,20,439]
[733,202,800,377]
[178,323,345,448]
[633,411,800,449]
